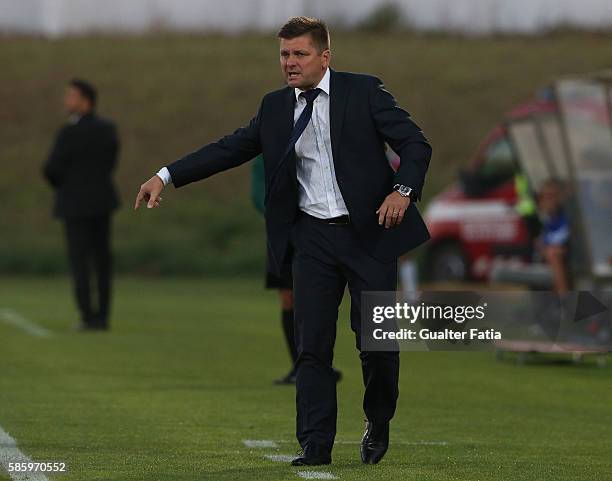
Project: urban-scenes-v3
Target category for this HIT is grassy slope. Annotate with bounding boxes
[0,276,611,480]
[2,32,612,274]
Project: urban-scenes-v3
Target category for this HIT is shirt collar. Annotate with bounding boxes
[294,68,330,101]
[68,113,82,125]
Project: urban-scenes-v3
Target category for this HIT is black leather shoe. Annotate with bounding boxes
[360,420,389,464]
[290,443,332,466]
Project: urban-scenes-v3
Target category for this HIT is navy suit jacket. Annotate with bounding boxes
[168,69,432,275]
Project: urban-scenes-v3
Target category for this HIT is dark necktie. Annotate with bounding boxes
[282,88,322,159]
[265,88,322,204]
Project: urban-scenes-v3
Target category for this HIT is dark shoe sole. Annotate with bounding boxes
[290,458,331,466]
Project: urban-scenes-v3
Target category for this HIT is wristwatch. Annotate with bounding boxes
[393,184,413,199]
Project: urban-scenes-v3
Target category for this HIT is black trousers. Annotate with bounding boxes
[63,215,112,326]
[292,214,399,452]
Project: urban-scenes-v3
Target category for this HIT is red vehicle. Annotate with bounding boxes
[423,89,557,282]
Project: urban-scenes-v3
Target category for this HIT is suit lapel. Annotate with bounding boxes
[279,86,298,181]
[329,69,348,166]
[280,86,296,154]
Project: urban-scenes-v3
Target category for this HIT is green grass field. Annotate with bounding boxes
[1,276,610,480]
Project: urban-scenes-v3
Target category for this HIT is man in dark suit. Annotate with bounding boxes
[44,79,120,331]
[135,17,431,465]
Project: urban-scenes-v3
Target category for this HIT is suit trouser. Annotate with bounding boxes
[292,213,399,452]
[63,215,112,326]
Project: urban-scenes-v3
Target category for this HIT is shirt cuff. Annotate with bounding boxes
[156,167,172,186]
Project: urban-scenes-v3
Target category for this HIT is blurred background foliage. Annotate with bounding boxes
[2,31,612,275]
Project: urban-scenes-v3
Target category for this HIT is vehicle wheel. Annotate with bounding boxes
[428,244,468,282]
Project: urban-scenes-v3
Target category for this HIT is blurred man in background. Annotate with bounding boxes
[43,79,120,331]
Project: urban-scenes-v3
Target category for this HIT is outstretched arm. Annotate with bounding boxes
[135,102,263,210]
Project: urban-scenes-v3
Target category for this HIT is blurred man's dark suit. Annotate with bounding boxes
[166,69,431,451]
[44,113,120,328]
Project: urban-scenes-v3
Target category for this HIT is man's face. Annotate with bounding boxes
[280,34,330,90]
[63,86,90,115]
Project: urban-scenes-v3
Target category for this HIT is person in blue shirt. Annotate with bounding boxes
[537,179,570,294]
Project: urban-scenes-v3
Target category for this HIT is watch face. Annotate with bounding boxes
[397,185,410,195]
[394,184,412,197]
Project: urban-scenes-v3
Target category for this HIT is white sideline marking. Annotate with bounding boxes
[242,439,278,448]
[0,425,50,481]
[0,309,52,338]
[406,441,449,446]
[274,439,448,446]
[334,440,448,446]
[264,454,295,462]
[297,471,338,480]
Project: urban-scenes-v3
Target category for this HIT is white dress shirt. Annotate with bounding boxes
[293,68,348,219]
[157,68,348,219]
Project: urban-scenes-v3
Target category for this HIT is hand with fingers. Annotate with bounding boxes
[134,175,165,210]
[376,191,410,229]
